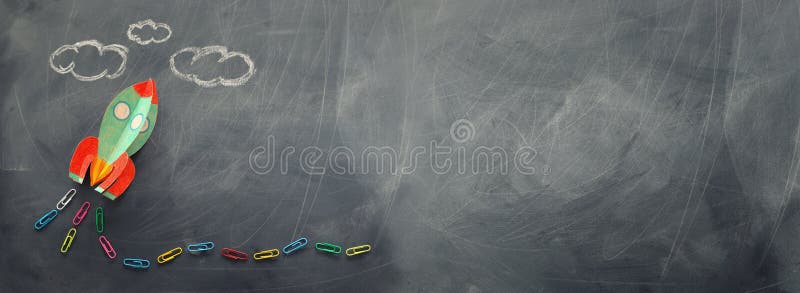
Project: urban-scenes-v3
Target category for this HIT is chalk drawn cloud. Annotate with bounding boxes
[127,19,172,45]
[169,46,256,87]
[49,40,128,81]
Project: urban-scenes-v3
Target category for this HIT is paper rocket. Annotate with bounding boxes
[68,79,158,200]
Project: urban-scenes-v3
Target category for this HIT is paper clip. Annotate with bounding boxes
[187,242,215,254]
[56,189,76,210]
[34,209,58,231]
[123,258,151,270]
[72,201,91,226]
[95,207,104,234]
[221,248,248,261]
[315,242,342,254]
[345,244,372,256]
[282,237,308,255]
[98,235,117,259]
[60,228,77,253]
[157,247,182,264]
[253,249,280,260]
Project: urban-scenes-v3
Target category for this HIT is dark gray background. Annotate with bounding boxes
[2,0,800,292]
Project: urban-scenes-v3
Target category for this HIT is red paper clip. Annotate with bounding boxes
[98,235,117,259]
[221,248,248,261]
[72,201,91,226]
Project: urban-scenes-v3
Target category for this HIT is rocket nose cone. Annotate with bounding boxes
[132,79,155,98]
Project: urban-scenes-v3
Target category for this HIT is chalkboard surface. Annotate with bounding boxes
[3,0,800,292]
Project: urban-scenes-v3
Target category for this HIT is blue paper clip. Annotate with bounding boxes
[187,242,215,254]
[34,209,58,231]
[282,237,308,255]
[123,258,151,270]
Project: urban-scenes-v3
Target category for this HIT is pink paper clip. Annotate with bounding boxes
[72,201,91,226]
[99,235,116,259]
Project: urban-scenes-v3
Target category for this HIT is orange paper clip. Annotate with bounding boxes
[157,247,182,264]
[253,248,280,260]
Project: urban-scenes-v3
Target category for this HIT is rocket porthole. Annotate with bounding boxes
[140,118,149,133]
[130,114,144,130]
[113,102,130,120]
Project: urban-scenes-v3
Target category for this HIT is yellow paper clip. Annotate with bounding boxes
[157,247,182,264]
[345,244,371,256]
[253,248,280,260]
[60,228,77,254]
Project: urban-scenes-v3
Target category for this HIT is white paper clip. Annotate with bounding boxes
[56,189,77,211]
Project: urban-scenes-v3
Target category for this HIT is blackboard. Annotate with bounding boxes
[3,0,800,292]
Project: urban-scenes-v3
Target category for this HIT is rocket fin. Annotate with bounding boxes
[103,156,135,200]
[94,152,130,193]
[68,136,98,184]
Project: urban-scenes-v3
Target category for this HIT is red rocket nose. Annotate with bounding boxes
[132,79,153,96]
[132,79,158,104]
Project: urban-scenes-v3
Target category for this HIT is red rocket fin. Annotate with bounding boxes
[102,156,136,200]
[94,153,130,194]
[68,136,98,184]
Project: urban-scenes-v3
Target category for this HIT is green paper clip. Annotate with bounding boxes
[95,207,104,234]
[315,242,342,254]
